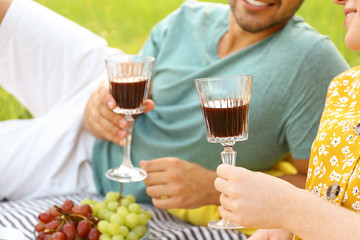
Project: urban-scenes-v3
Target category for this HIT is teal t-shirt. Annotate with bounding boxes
[92,1,349,202]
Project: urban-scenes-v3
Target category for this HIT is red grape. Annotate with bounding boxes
[48,206,61,218]
[76,220,91,237]
[38,212,52,223]
[44,220,60,230]
[87,228,101,240]
[61,199,74,212]
[62,223,76,240]
[35,222,45,232]
[51,232,65,240]
[80,204,92,215]
[43,234,52,240]
[35,199,101,240]
[71,206,87,216]
[67,220,77,228]
[37,231,46,240]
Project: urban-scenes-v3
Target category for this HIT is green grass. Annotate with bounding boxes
[0,0,355,121]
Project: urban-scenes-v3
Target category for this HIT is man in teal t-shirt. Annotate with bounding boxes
[88,0,349,209]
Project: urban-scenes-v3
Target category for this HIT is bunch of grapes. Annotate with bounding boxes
[80,192,151,240]
[34,199,101,240]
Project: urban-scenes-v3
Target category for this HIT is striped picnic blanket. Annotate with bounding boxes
[0,193,247,240]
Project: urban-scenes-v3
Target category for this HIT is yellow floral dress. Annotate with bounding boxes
[294,66,360,240]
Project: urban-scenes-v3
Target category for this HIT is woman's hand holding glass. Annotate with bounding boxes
[215,164,298,229]
[84,80,155,145]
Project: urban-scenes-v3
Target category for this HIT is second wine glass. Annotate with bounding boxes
[105,54,155,183]
[195,75,252,229]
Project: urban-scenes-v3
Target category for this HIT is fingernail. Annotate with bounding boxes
[107,100,115,108]
[118,130,126,138]
[119,119,127,128]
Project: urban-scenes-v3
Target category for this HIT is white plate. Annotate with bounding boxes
[0,226,25,240]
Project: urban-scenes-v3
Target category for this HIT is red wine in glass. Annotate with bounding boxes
[201,99,249,139]
[110,77,148,110]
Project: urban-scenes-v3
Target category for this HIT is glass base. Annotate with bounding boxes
[105,166,147,183]
[208,219,244,229]
[113,106,144,115]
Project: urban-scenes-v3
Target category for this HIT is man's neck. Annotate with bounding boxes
[217,13,288,59]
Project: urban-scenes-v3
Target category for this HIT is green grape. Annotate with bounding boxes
[139,225,148,236]
[125,213,139,229]
[90,203,99,216]
[110,213,125,225]
[116,206,129,218]
[100,233,112,240]
[95,202,108,217]
[125,232,139,240]
[98,220,110,234]
[120,198,130,207]
[112,235,125,240]
[80,198,94,206]
[128,203,141,214]
[118,226,129,237]
[98,208,111,220]
[131,226,145,238]
[99,208,113,221]
[97,201,108,208]
[143,210,152,219]
[137,213,148,226]
[77,193,149,240]
[108,222,121,236]
[107,201,120,212]
[105,191,120,202]
[105,212,113,221]
[124,194,136,203]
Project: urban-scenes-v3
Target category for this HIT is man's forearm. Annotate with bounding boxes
[279,157,308,188]
[279,173,307,189]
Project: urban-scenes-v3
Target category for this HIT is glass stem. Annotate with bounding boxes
[221,146,236,165]
[121,115,135,168]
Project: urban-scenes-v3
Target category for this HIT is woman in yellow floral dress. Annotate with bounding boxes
[214,0,360,239]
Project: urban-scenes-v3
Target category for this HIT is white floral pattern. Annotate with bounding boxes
[294,66,360,240]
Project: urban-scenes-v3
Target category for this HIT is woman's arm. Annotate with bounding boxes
[285,188,360,240]
[215,164,360,240]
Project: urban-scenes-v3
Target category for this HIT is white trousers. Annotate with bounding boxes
[0,0,120,200]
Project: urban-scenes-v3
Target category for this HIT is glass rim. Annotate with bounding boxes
[105,54,155,63]
[194,75,253,83]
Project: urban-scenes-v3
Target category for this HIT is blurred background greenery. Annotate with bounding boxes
[0,0,354,121]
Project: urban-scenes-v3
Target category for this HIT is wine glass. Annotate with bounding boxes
[105,54,155,183]
[194,75,252,229]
